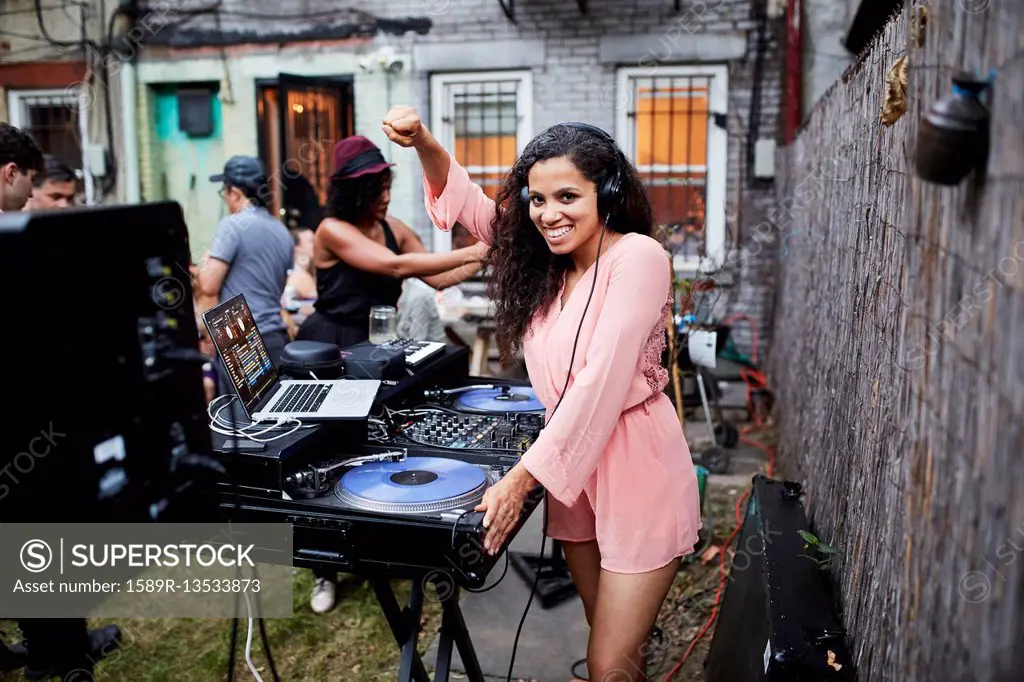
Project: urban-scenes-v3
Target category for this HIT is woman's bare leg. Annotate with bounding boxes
[586,558,680,682]
[561,539,602,626]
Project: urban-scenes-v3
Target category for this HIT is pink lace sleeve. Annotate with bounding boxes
[641,292,674,395]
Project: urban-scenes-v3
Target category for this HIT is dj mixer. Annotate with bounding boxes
[396,411,543,452]
[385,384,546,454]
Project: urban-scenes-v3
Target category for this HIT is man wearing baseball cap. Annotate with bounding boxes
[196,155,294,367]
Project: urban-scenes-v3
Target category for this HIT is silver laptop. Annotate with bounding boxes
[203,294,380,422]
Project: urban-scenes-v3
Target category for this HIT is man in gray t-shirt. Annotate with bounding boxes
[197,156,294,367]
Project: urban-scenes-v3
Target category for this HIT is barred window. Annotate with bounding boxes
[429,70,533,251]
[614,65,729,273]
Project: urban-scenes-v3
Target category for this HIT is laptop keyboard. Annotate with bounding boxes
[271,383,331,414]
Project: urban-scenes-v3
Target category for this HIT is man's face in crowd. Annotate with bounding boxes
[26,178,76,210]
[1,162,36,211]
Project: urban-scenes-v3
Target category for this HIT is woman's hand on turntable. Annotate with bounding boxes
[476,464,536,555]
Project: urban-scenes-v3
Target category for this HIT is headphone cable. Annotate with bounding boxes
[505,219,610,682]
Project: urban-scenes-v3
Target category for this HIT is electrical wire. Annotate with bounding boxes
[33,0,99,49]
[207,395,306,441]
[250,562,281,682]
[0,29,52,42]
[0,4,64,16]
[506,214,612,682]
[227,523,283,682]
[0,43,64,60]
[242,590,264,682]
[444,482,513,595]
[464,552,510,594]
[228,598,240,680]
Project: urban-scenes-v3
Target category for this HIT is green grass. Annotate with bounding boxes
[2,571,442,681]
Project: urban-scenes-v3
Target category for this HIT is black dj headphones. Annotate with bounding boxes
[518,121,627,227]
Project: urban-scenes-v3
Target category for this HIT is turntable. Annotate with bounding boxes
[450,385,544,414]
[284,451,498,506]
[225,446,543,682]
[233,448,540,588]
[334,456,490,515]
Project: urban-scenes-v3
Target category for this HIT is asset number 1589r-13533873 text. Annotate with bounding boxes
[126,579,260,593]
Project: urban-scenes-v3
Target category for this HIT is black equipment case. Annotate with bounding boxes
[704,475,855,681]
[280,340,345,380]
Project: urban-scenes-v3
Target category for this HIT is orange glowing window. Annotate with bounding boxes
[430,72,533,249]
[631,80,711,230]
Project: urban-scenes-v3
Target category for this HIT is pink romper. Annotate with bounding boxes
[425,157,702,573]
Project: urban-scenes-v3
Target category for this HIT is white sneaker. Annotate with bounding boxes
[310,577,337,614]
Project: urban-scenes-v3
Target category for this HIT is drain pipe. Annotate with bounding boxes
[121,59,140,203]
[785,0,802,142]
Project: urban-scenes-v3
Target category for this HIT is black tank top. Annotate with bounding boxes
[313,219,404,326]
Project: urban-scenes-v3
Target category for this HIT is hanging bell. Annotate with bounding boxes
[914,72,991,185]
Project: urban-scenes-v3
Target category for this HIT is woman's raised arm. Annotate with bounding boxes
[382,106,497,246]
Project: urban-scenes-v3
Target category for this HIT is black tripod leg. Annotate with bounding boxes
[433,618,455,682]
[370,578,430,682]
[442,587,485,682]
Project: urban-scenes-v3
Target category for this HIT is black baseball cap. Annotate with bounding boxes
[209,156,267,190]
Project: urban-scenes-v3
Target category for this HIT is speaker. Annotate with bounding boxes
[704,475,854,681]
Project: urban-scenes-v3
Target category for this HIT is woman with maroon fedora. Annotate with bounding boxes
[295,135,486,351]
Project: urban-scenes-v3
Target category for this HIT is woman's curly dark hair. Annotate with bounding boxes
[327,168,392,223]
[487,124,653,360]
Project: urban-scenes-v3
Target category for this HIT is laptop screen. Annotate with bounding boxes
[203,294,277,416]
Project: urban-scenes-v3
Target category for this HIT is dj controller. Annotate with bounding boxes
[388,384,546,453]
[214,359,548,589]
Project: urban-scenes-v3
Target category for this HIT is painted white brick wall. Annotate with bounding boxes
[136,44,417,259]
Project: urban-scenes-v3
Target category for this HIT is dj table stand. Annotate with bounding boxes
[370,573,485,682]
[509,539,578,609]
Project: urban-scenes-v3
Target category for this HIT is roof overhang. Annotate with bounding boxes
[497,0,682,23]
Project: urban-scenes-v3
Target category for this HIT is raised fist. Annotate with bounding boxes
[382,105,423,147]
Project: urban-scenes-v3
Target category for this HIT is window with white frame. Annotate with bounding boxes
[6,87,92,203]
[613,65,728,273]
[429,70,533,251]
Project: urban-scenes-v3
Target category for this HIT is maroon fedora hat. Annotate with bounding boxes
[332,135,394,179]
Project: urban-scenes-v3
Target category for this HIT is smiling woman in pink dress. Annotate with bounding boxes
[383,106,701,682]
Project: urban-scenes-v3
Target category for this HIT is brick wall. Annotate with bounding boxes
[6,0,788,358]
[1,0,123,203]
